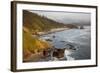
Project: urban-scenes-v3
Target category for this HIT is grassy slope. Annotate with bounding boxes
[23,29,51,52]
[23,10,66,33]
[23,27,51,59]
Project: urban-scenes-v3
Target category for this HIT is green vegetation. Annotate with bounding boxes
[23,27,51,59]
[23,10,67,33]
[23,30,51,52]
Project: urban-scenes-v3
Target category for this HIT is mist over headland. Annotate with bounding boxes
[30,10,91,26]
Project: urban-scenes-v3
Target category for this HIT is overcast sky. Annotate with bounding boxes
[29,10,91,25]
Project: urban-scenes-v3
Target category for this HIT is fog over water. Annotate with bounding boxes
[30,10,91,25]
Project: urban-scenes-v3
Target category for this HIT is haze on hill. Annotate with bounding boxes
[29,10,91,26]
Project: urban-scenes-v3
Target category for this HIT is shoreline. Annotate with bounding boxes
[37,28,69,36]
